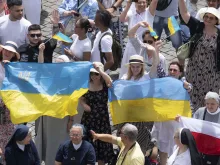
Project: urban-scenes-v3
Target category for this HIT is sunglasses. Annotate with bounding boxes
[169,68,179,72]
[90,72,99,76]
[143,40,154,45]
[203,15,216,21]
[29,33,42,38]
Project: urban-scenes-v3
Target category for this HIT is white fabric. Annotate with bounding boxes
[121,72,150,81]
[155,0,179,17]
[151,121,180,156]
[72,141,82,150]
[16,142,25,151]
[91,28,113,63]
[70,34,91,60]
[144,53,166,73]
[0,15,31,47]
[167,146,191,165]
[0,63,5,89]
[120,8,154,78]
[22,0,41,24]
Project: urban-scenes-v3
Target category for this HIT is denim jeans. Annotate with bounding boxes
[153,15,183,50]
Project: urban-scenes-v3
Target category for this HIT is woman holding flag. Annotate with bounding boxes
[179,0,220,112]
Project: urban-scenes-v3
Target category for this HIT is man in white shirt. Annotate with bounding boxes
[91,10,114,71]
[0,0,31,47]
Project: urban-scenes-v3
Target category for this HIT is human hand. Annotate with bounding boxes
[155,40,162,52]
[0,148,2,156]
[93,62,101,73]
[175,114,181,122]
[64,48,73,57]
[39,43,45,52]
[83,104,91,112]
[139,21,149,27]
[50,9,60,25]
[90,130,99,141]
[2,60,10,63]
[106,8,115,14]
[183,81,191,91]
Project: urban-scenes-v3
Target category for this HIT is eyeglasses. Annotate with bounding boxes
[90,72,99,76]
[69,133,82,138]
[203,15,216,21]
[169,68,179,72]
[29,33,42,38]
[143,40,154,45]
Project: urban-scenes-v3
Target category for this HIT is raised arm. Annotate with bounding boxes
[119,0,132,22]
[179,0,190,24]
[148,0,158,16]
[128,21,149,38]
[90,130,118,145]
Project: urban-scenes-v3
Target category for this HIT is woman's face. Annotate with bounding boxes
[143,34,155,48]
[135,0,147,13]
[74,20,83,35]
[168,64,182,79]
[2,49,15,61]
[130,63,143,77]
[203,13,218,27]
[206,0,219,8]
[90,72,101,82]
[19,132,32,145]
[205,98,219,113]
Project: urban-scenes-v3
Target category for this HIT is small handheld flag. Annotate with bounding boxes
[168,16,181,36]
[52,32,73,43]
[148,25,158,39]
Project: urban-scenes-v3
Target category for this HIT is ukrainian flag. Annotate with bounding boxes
[109,77,191,125]
[168,16,181,36]
[148,25,158,39]
[52,32,73,43]
[0,62,92,124]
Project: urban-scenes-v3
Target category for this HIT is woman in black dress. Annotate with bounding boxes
[80,62,114,165]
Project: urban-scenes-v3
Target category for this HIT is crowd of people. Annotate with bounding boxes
[0,0,220,164]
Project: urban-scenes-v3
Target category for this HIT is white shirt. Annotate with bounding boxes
[70,34,91,60]
[127,8,154,39]
[121,72,150,81]
[72,141,82,150]
[0,15,31,47]
[91,28,113,63]
[167,146,191,165]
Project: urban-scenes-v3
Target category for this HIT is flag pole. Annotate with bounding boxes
[44,37,53,44]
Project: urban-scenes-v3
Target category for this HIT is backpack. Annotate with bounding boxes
[98,32,122,71]
[156,0,172,11]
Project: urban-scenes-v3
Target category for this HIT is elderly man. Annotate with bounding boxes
[55,124,96,165]
[91,123,145,165]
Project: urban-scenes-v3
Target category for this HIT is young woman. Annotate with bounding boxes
[5,125,40,165]
[80,62,114,165]
[64,18,92,61]
[0,41,20,164]
[167,128,202,165]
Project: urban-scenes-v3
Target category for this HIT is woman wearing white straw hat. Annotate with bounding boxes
[0,41,20,164]
[179,2,220,113]
[117,44,159,154]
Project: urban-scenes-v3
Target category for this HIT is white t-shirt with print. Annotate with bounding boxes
[91,28,113,63]
[70,34,91,60]
[0,15,31,47]
[121,72,150,81]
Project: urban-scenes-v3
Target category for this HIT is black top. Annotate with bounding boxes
[18,39,57,63]
[4,140,40,165]
[55,140,96,165]
[186,16,220,72]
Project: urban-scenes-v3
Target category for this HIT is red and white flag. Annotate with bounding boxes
[180,116,220,155]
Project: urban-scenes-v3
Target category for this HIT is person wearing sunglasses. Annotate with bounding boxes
[18,10,60,63]
[55,124,96,165]
[127,21,166,75]
[79,62,115,165]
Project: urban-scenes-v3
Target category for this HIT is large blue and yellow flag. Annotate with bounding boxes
[109,77,191,125]
[0,62,92,124]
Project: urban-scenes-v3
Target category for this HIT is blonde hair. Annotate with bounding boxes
[126,64,145,80]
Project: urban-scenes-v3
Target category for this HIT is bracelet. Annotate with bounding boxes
[112,5,117,11]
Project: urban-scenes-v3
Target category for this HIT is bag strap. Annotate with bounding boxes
[98,32,112,65]
[203,108,207,120]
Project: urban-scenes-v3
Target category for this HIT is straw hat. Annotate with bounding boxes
[57,55,70,62]
[90,62,104,73]
[126,55,144,65]
[0,41,20,60]
[199,7,220,24]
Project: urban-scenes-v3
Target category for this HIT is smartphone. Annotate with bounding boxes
[73,12,80,17]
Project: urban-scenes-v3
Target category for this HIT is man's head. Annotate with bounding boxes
[120,124,138,145]
[27,24,42,46]
[94,10,111,29]
[206,0,219,8]
[69,124,85,144]
[7,0,23,20]
[168,61,183,79]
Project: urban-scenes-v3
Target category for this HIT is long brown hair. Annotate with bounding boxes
[126,64,145,80]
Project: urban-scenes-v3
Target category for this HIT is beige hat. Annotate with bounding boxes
[57,55,70,62]
[90,62,104,73]
[126,55,144,66]
[0,41,20,60]
[199,7,220,24]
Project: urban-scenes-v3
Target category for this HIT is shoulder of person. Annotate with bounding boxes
[102,30,113,38]
[20,17,31,26]
[82,140,94,149]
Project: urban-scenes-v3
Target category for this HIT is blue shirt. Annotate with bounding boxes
[55,140,96,165]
